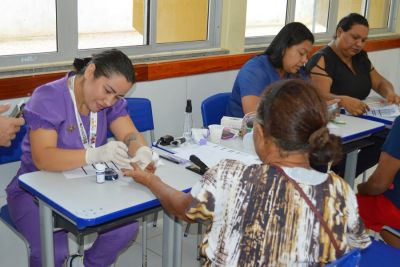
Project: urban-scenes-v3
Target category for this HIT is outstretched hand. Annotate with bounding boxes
[122,162,158,186]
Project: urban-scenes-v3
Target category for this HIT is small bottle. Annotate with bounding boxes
[95,163,105,184]
[183,99,193,143]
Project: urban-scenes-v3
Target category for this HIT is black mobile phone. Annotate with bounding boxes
[9,103,25,118]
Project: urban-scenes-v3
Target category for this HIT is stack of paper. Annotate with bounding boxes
[365,101,400,117]
[171,142,261,168]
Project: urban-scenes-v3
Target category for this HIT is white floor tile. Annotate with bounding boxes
[116,242,162,267]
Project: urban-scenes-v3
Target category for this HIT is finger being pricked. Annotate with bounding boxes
[145,162,157,174]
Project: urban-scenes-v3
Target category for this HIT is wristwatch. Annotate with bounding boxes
[124,133,137,147]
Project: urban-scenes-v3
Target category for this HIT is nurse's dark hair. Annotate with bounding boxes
[264,22,314,69]
[73,48,135,84]
[334,13,369,38]
[256,79,342,165]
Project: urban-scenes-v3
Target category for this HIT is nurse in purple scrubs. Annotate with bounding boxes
[6,49,153,267]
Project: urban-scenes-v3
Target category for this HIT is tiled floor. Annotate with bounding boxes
[111,212,203,267]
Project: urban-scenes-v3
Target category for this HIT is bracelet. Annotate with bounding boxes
[124,133,137,147]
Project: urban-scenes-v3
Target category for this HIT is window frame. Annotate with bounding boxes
[245,0,399,47]
[0,0,221,69]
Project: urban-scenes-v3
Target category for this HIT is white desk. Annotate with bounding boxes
[327,115,385,188]
[19,161,199,267]
[360,114,395,127]
[222,114,385,188]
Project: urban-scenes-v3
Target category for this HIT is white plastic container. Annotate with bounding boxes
[95,163,105,184]
[242,129,255,154]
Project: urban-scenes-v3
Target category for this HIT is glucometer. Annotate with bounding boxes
[105,167,119,181]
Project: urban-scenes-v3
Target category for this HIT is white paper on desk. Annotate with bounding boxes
[364,97,400,117]
[63,161,121,179]
[173,143,261,168]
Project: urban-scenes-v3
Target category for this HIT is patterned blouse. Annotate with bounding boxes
[187,159,371,267]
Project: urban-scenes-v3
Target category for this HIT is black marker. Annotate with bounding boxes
[81,166,87,175]
[160,154,180,164]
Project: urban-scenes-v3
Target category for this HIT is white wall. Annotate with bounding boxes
[0,48,399,265]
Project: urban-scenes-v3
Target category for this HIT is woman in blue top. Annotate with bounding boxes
[357,116,400,249]
[226,22,314,118]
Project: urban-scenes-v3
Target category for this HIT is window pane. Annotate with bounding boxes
[295,0,330,33]
[337,0,365,22]
[245,0,287,37]
[78,0,144,49]
[156,0,209,44]
[367,0,391,29]
[0,0,56,56]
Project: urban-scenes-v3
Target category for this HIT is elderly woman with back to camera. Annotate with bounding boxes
[123,79,371,266]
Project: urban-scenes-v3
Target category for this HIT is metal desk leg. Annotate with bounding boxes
[39,200,55,267]
[162,211,174,267]
[142,216,147,267]
[173,218,183,267]
[344,149,359,189]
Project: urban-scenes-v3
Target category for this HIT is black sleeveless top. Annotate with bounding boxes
[306,46,373,100]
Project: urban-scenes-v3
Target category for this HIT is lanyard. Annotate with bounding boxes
[68,75,98,149]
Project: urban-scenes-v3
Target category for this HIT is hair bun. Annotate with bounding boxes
[308,127,329,147]
[72,57,92,72]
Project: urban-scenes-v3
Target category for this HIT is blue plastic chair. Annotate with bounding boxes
[325,249,361,267]
[201,92,231,128]
[125,97,155,143]
[0,126,30,264]
[0,125,26,164]
[107,98,155,143]
[360,239,400,266]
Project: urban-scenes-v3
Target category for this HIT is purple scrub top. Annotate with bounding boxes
[6,72,128,196]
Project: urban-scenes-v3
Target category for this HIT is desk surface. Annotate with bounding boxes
[328,115,385,143]
[19,161,199,229]
[18,115,384,230]
[360,114,395,126]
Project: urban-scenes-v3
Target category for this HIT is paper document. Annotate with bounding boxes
[364,97,400,117]
[172,142,261,168]
[63,161,121,179]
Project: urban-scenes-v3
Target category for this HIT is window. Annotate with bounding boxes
[294,0,330,34]
[245,0,287,37]
[245,0,398,46]
[0,0,57,57]
[337,0,393,30]
[0,0,219,69]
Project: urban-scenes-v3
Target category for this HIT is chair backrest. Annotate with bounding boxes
[325,248,361,267]
[0,125,27,164]
[0,205,16,228]
[126,97,155,143]
[359,239,400,266]
[201,92,230,128]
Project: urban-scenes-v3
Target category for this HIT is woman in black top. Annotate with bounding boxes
[306,13,400,115]
[306,13,400,178]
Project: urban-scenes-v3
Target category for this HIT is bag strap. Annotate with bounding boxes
[277,167,345,257]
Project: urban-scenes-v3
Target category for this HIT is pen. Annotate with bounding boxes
[159,154,180,164]
[81,166,87,175]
